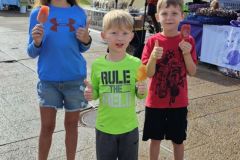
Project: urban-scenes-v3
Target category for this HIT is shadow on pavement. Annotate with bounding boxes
[196,62,240,86]
[0,10,30,17]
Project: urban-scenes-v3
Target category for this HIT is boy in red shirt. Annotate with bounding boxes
[141,0,197,159]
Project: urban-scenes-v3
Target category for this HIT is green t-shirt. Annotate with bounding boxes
[91,54,144,134]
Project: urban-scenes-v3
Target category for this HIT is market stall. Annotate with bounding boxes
[181,0,240,78]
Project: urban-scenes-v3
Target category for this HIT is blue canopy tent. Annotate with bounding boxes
[0,0,20,10]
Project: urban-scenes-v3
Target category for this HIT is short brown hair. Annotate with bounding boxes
[102,9,134,31]
[157,0,183,13]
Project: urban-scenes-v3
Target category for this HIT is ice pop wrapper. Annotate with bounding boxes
[37,5,49,24]
[137,64,147,81]
[180,24,191,40]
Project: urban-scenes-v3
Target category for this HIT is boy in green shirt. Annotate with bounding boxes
[84,9,147,160]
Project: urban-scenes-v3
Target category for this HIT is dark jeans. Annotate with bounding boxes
[96,128,139,160]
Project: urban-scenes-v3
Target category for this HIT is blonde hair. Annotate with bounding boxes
[157,0,183,13]
[210,0,219,10]
[102,9,134,31]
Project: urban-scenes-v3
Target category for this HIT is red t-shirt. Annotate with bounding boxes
[141,33,197,108]
[148,0,158,5]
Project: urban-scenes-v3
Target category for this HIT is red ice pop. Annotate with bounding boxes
[137,64,147,81]
[180,24,191,40]
[37,5,49,24]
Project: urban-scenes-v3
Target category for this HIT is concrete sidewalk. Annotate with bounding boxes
[0,11,240,160]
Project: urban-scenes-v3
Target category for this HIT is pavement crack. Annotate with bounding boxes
[184,142,209,151]
[190,89,240,101]
[192,127,211,137]
[0,49,36,72]
[136,109,144,114]
[0,58,31,63]
[190,106,240,120]
[0,136,39,147]
[0,60,18,63]
[0,129,67,147]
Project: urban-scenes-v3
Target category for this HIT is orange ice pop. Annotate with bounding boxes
[37,5,49,24]
[180,24,191,40]
[137,64,147,81]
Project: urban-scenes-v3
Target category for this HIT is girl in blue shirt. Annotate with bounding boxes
[27,0,92,159]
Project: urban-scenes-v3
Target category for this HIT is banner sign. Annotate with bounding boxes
[200,25,240,71]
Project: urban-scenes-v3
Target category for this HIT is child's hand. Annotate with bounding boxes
[76,18,91,44]
[179,40,192,55]
[32,24,44,47]
[150,40,163,60]
[84,79,93,101]
[136,81,146,95]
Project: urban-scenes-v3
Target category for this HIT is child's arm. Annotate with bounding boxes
[183,53,197,76]
[179,40,197,76]
[136,81,147,99]
[84,80,93,101]
[76,18,92,52]
[27,9,44,58]
[146,40,163,77]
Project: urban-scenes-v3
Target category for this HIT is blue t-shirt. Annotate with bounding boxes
[27,5,90,81]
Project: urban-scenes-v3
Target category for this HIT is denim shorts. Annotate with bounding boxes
[37,79,88,112]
